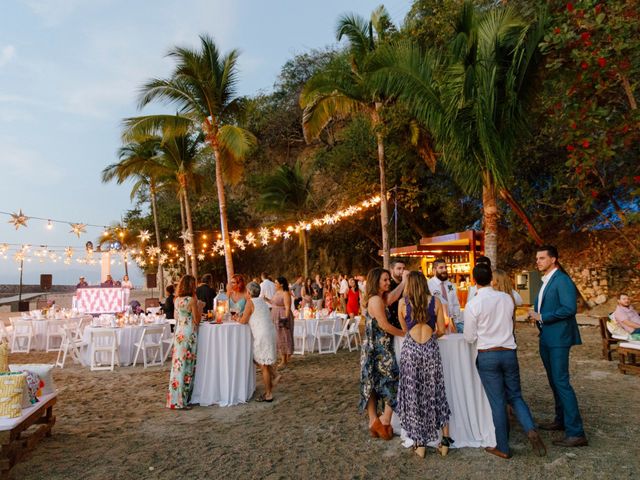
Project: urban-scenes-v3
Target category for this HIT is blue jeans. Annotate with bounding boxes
[539,344,585,437]
[476,349,536,455]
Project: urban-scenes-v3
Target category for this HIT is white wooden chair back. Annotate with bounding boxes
[293,320,306,355]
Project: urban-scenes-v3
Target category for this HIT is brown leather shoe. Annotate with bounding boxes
[527,430,547,457]
[538,421,564,431]
[485,447,511,459]
[552,436,588,447]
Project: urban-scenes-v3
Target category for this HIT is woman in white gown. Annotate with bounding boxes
[237,282,280,402]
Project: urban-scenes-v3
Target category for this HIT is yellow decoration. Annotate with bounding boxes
[8,210,28,230]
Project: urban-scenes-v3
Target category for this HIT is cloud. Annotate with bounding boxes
[0,45,16,67]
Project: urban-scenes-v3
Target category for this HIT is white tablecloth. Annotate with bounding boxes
[81,324,170,366]
[301,316,347,352]
[191,323,255,407]
[392,333,495,448]
[19,317,82,351]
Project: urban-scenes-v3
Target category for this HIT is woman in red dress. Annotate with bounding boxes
[346,277,361,319]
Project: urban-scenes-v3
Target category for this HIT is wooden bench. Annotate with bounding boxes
[618,343,640,376]
[0,393,57,479]
[598,316,619,361]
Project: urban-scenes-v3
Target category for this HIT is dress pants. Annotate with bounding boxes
[476,349,536,455]
[539,343,585,438]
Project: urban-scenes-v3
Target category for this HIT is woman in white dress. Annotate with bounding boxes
[237,282,280,402]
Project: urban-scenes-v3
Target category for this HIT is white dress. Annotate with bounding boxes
[248,298,278,365]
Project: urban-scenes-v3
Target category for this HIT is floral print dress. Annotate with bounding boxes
[166,296,198,409]
[359,307,399,412]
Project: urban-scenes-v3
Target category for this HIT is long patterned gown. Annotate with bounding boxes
[166,296,198,409]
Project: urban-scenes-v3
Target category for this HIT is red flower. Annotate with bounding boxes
[575,166,583,174]
[571,122,577,129]
[554,27,561,34]
[567,145,576,152]
[597,57,606,68]
[622,125,630,133]
[595,4,602,14]
[590,190,598,199]
[581,61,589,70]
[581,32,591,41]
[567,2,574,12]
[582,139,590,148]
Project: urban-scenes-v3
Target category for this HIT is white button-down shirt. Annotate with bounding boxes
[536,268,558,320]
[428,276,461,321]
[464,287,517,350]
[259,279,276,301]
[469,285,523,306]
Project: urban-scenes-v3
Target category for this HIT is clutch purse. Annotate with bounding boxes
[278,317,289,328]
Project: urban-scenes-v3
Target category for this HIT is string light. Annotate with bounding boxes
[47,220,53,230]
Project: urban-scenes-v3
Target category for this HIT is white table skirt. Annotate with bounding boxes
[81,324,170,366]
[391,333,496,448]
[191,323,255,407]
[22,317,82,351]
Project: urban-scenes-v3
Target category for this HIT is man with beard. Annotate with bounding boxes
[428,258,462,332]
[388,260,406,329]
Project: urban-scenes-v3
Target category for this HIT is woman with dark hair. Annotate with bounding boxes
[271,276,294,368]
[227,274,247,317]
[323,278,334,311]
[360,267,408,440]
[167,275,202,410]
[301,277,313,308]
[397,272,452,458]
[161,284,175,320]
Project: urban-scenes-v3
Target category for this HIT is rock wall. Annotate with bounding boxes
[565,265,639,307]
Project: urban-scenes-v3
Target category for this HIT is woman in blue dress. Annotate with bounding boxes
[360,267,408,440]
[227,274,247,317]
[167,275,202,409]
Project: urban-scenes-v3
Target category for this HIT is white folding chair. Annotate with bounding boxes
[314,318,337,354]
[334,316,351,350]
[90,329,120,371]
[162,335,175,363]
[132,325,166,368]
[346,316,362,351]
[293,320,307,355]
[0,321,13,344]
[73,316,92,341]
[10,318,33,353]
[56,325,87,368]
[45,319,66,352]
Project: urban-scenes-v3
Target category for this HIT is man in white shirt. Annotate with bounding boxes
[259,272,276,303]
[464,265,546,459]
[428,259,462,332]
[339,274,349,312]
[467,256,523,305]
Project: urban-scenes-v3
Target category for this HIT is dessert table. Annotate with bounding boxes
[191,322,255,407]
[81,323,171,367]
[392,333,496,448]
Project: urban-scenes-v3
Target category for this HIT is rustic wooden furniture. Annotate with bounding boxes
[0,393,56,479]
[618,343,640,376]
[598,316,619,361]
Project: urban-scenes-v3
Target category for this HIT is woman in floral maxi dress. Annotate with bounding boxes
[167,275,202,409]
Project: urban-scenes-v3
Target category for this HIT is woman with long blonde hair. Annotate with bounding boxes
[396,272,453,458]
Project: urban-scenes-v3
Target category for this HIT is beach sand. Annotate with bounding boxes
[7,324,640,479]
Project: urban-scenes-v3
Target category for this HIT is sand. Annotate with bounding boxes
[7,324,640,480]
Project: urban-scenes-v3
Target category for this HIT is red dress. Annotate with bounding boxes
[346,288,360,315]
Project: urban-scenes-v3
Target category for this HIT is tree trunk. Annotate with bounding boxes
[373,104,390,269]
[123,251,129,277]
[212,144,234,282]
[149,180,164,293]
[179,193,190,275]
[182,187,198,279]
[499,188,543,245]
[482,171,499,267]
[301,230,309,279]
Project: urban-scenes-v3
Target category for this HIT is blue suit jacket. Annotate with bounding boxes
[535,270,582,348]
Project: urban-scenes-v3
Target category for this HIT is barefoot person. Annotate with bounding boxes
[397,272,453,458]
[360,267,408,440]
[167,275,202,410]
[237,282,280,402]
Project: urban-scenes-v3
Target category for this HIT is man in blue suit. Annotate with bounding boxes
[528,245,588,447]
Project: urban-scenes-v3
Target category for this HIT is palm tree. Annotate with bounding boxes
[102,137,167,291]
[122,34,256,282]
[258,161,314,277]
[373,2,546,264]
[300,6,397,269]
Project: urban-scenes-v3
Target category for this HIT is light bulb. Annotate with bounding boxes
[47,220,53,230]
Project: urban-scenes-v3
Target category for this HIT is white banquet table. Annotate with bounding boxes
[81,324,170,366]
[22,317,82,351]
[392,333,495,448]
[191,322,255,407]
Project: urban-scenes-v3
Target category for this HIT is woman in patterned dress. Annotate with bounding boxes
[270,276,294,368]
[397,272,452,458]
[167,275,202,409]
[360,267,408,440]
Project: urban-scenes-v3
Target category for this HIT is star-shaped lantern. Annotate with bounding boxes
[8,210,29,230]
[180,231,192,243]
[69,223,87,238]
[138,230,151,243]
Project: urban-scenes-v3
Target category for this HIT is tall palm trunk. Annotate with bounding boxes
[182,187,198,278]
[482,170,499,267]
[179,194,190,275]
[149,180,164,292]
[301,230,309,279]
[373,104,390,269]
[212,144,234,281]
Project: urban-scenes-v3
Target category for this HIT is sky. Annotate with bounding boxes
[0,0,412,285]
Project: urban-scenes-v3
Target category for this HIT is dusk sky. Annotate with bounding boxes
[0,0,411,285]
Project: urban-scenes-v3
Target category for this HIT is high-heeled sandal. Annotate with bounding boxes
[369,418,387,439]
[438,436,454,456]
[413,445,426,458]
